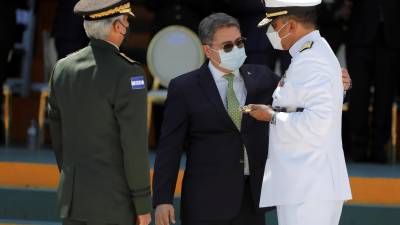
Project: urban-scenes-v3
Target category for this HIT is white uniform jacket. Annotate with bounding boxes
[259,31,352,207]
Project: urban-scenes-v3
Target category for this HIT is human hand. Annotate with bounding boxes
[342,68,352,91]
[155,204,176,225]
[247,104,275,122]
[136,213,152,225]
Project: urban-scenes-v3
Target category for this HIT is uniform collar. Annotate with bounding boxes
[289,30,320,58]
[90,39,120,52]
[208,61,240,82]
[106,41,120,50]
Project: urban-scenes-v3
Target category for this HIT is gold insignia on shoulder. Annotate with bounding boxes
[119,52,138,64]
[299,41,314,53]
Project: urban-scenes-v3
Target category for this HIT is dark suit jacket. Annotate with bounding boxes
[48,39,151,224]
[347,0,400,49]
[152,63,279,221]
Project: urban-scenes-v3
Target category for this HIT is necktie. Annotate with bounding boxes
[223,73,241,129]
[223,73,250,175]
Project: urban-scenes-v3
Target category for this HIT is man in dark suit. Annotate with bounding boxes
[346,0,400,163]
[48,1,151,225]
[152,13,279,225]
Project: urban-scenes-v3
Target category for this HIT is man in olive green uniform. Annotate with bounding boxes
[47,1,152,225]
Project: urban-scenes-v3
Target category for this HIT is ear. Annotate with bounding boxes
[112,20,119,33]
[288,19,297,32]
[115,20,127,34]
[203,45,212,59]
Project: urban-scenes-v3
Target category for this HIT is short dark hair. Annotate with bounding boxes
[281,9,318,28]
[198,13,240,45]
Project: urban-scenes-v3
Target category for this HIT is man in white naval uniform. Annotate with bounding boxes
[247,0,352,225]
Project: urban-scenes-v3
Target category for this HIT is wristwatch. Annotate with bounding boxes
[270,111,277,125]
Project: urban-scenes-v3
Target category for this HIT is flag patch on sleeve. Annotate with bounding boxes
[130,76,145,90]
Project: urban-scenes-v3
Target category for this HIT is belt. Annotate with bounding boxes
[273,106,304,113]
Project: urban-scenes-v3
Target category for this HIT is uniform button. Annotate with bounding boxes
[240,160,244,164]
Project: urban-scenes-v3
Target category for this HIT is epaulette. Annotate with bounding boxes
[118,52,140,65]
[299,41,314,53]
[65,49,81,58]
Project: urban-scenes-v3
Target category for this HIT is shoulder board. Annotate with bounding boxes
[118,52,140,65]
[299,41,314,53]
[65,48,82,58]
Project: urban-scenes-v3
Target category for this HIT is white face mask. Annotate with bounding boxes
[266,22,291,50]
[210,46,247,71]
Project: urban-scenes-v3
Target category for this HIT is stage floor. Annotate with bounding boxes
[1,148,400,225]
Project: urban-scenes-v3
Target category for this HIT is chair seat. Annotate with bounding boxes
[31,83,49,93]
[148,89,168,104]
[3,80,49,94]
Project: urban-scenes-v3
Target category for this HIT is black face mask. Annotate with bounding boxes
[117,20,130,44]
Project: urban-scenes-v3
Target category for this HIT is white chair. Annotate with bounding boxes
[146,25,205,129]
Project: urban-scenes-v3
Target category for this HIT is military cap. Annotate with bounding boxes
[74,0,135,21]
[258,0,321,27]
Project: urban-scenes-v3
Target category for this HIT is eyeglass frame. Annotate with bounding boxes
[208,37,247,53]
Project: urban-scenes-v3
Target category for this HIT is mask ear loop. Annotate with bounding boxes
[277,22,291,40]
[116,20,129,37]
[207,45,222,65]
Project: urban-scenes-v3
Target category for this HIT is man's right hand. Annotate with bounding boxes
[248,104,275,122]
[137,213,151,225]
[155,204,176,225]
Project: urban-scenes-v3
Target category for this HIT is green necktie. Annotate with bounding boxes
[224,73,241,130]
[224,73,250,175]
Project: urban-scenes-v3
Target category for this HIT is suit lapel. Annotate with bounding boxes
[198,63,238,131]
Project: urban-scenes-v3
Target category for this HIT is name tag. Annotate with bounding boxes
[130,76,145,90]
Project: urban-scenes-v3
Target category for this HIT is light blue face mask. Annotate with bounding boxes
[210,46,247,71]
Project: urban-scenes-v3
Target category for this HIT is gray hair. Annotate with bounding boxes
[83,15,124,40]
[198,13,240,45]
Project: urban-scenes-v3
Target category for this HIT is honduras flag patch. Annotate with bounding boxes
[130,76,145,90]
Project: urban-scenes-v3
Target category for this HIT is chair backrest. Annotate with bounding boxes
[42,31,58,82]
[14,0,36,96]
[146,25,205,89]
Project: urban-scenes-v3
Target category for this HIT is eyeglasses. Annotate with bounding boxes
[213,37,246,53]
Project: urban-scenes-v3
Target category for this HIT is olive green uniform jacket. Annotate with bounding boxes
[48,39,151,224]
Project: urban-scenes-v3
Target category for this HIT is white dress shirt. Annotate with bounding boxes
[208,62,250,175]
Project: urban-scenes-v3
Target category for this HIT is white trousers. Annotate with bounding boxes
[276,201,344,225]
